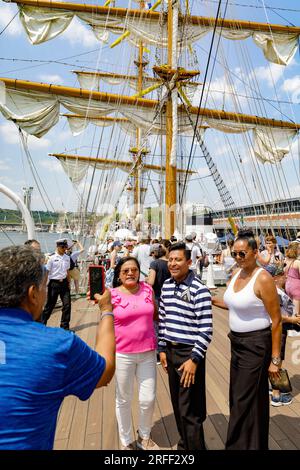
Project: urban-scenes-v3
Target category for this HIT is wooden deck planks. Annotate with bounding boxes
[50,296,300,450]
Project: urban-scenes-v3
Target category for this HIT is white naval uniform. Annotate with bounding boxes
[42,251,72,329]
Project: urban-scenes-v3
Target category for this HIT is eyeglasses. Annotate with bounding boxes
[231,251,248,259]
[120,267,139,275]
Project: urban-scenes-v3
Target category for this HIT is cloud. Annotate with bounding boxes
[39,159,64,173]
[0,175,16,185]
[281,75,300,103]
[0,161,10,171]
[287,135,300,157]
[197,167,210,178]
[61,17,99,48]
[0,5,23,36]
[0,122,51,148]
[52,129,73,142]
[194,68,249,111]
[252,63,285,87]
[38,74,64,85]
[288,184,300,199]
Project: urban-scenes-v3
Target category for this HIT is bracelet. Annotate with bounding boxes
[101,312,114,320]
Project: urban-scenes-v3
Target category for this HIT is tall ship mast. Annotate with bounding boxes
[1,0,300,238]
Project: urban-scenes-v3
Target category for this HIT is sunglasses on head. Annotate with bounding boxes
[231,250,248,259]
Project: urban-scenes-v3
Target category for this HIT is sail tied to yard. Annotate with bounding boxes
[1,0,300,238]
[0,79,297,164]
[14,3,300,66]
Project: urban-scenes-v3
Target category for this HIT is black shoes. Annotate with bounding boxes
[60,325,75,333]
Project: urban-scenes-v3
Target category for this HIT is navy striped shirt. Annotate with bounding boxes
[158,270,212,361]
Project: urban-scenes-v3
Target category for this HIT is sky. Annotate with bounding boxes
[0,0,300,217]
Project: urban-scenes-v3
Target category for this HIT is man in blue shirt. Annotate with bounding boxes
[0,245,115,450]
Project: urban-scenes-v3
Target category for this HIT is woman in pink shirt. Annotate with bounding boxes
[110,257,159,451]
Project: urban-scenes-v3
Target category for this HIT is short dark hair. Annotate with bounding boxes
[161,239,171,250]
[168,242,191,261]
[151,244,166,259]
[24,239,40,247]
[0,245,46,308]
[235,228,257,250]
[112,256,140,288]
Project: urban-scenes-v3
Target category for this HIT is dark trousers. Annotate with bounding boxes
[166,343,206,450]
[226,327,272,450]
[41,279,71,328]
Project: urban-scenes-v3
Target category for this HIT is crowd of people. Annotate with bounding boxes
[0,228,300,450]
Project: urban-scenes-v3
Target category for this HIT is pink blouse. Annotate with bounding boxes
[110,281,156,354]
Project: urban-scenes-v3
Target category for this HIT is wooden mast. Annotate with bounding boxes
[164,0,176,238]
[132,40,146,224]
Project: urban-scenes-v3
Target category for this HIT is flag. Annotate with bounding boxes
[142,2,152,9]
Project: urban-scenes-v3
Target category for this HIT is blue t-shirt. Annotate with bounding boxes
[0,308,105,450]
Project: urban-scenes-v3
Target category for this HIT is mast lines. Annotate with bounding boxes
[164,0,177,238]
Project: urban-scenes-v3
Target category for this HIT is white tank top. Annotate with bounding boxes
[223,268,271,332]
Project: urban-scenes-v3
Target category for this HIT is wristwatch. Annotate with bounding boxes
[271,356,281,366]
[191,355,200,365]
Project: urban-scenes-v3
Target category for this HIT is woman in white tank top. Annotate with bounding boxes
[212,229,282,450]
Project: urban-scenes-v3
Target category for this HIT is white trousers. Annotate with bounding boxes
[115,350,157,446]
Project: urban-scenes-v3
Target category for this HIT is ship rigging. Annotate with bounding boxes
[0,0,300,239]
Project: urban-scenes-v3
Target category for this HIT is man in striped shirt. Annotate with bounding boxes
[158,242,212,450]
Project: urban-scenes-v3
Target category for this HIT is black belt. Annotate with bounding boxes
[50,278,67,283]
[166,341,192,349]
[230,326,271,338]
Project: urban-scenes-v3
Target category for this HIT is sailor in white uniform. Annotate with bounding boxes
[41,239,72,331]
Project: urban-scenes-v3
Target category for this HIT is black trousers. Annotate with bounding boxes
[226,327,272,450]
[41,279,71,328]
[166,343,206,450]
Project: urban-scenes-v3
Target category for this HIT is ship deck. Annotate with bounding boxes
[50,292,300,450]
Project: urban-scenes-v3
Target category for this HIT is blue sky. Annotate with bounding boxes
[0,0,300,215]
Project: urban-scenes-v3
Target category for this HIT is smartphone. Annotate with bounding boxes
[89,265,105,300]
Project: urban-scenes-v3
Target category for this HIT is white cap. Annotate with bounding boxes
[66,239,74,249]
[56,238,68,247]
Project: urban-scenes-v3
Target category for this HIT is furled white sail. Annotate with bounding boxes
[75,72,125,92]
[204,118,297,163]
[16,5,299,65]
[65,113,204,138]
[253,127,296,164]
[0,88,59,138]
[0,82,297,164]
[74,71,199,99]
[59,158,89,185]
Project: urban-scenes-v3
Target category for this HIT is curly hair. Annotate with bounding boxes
[0,245,46,308]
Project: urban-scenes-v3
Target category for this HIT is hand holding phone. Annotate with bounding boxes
[89,265,105,300]
[95,289,112,310]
